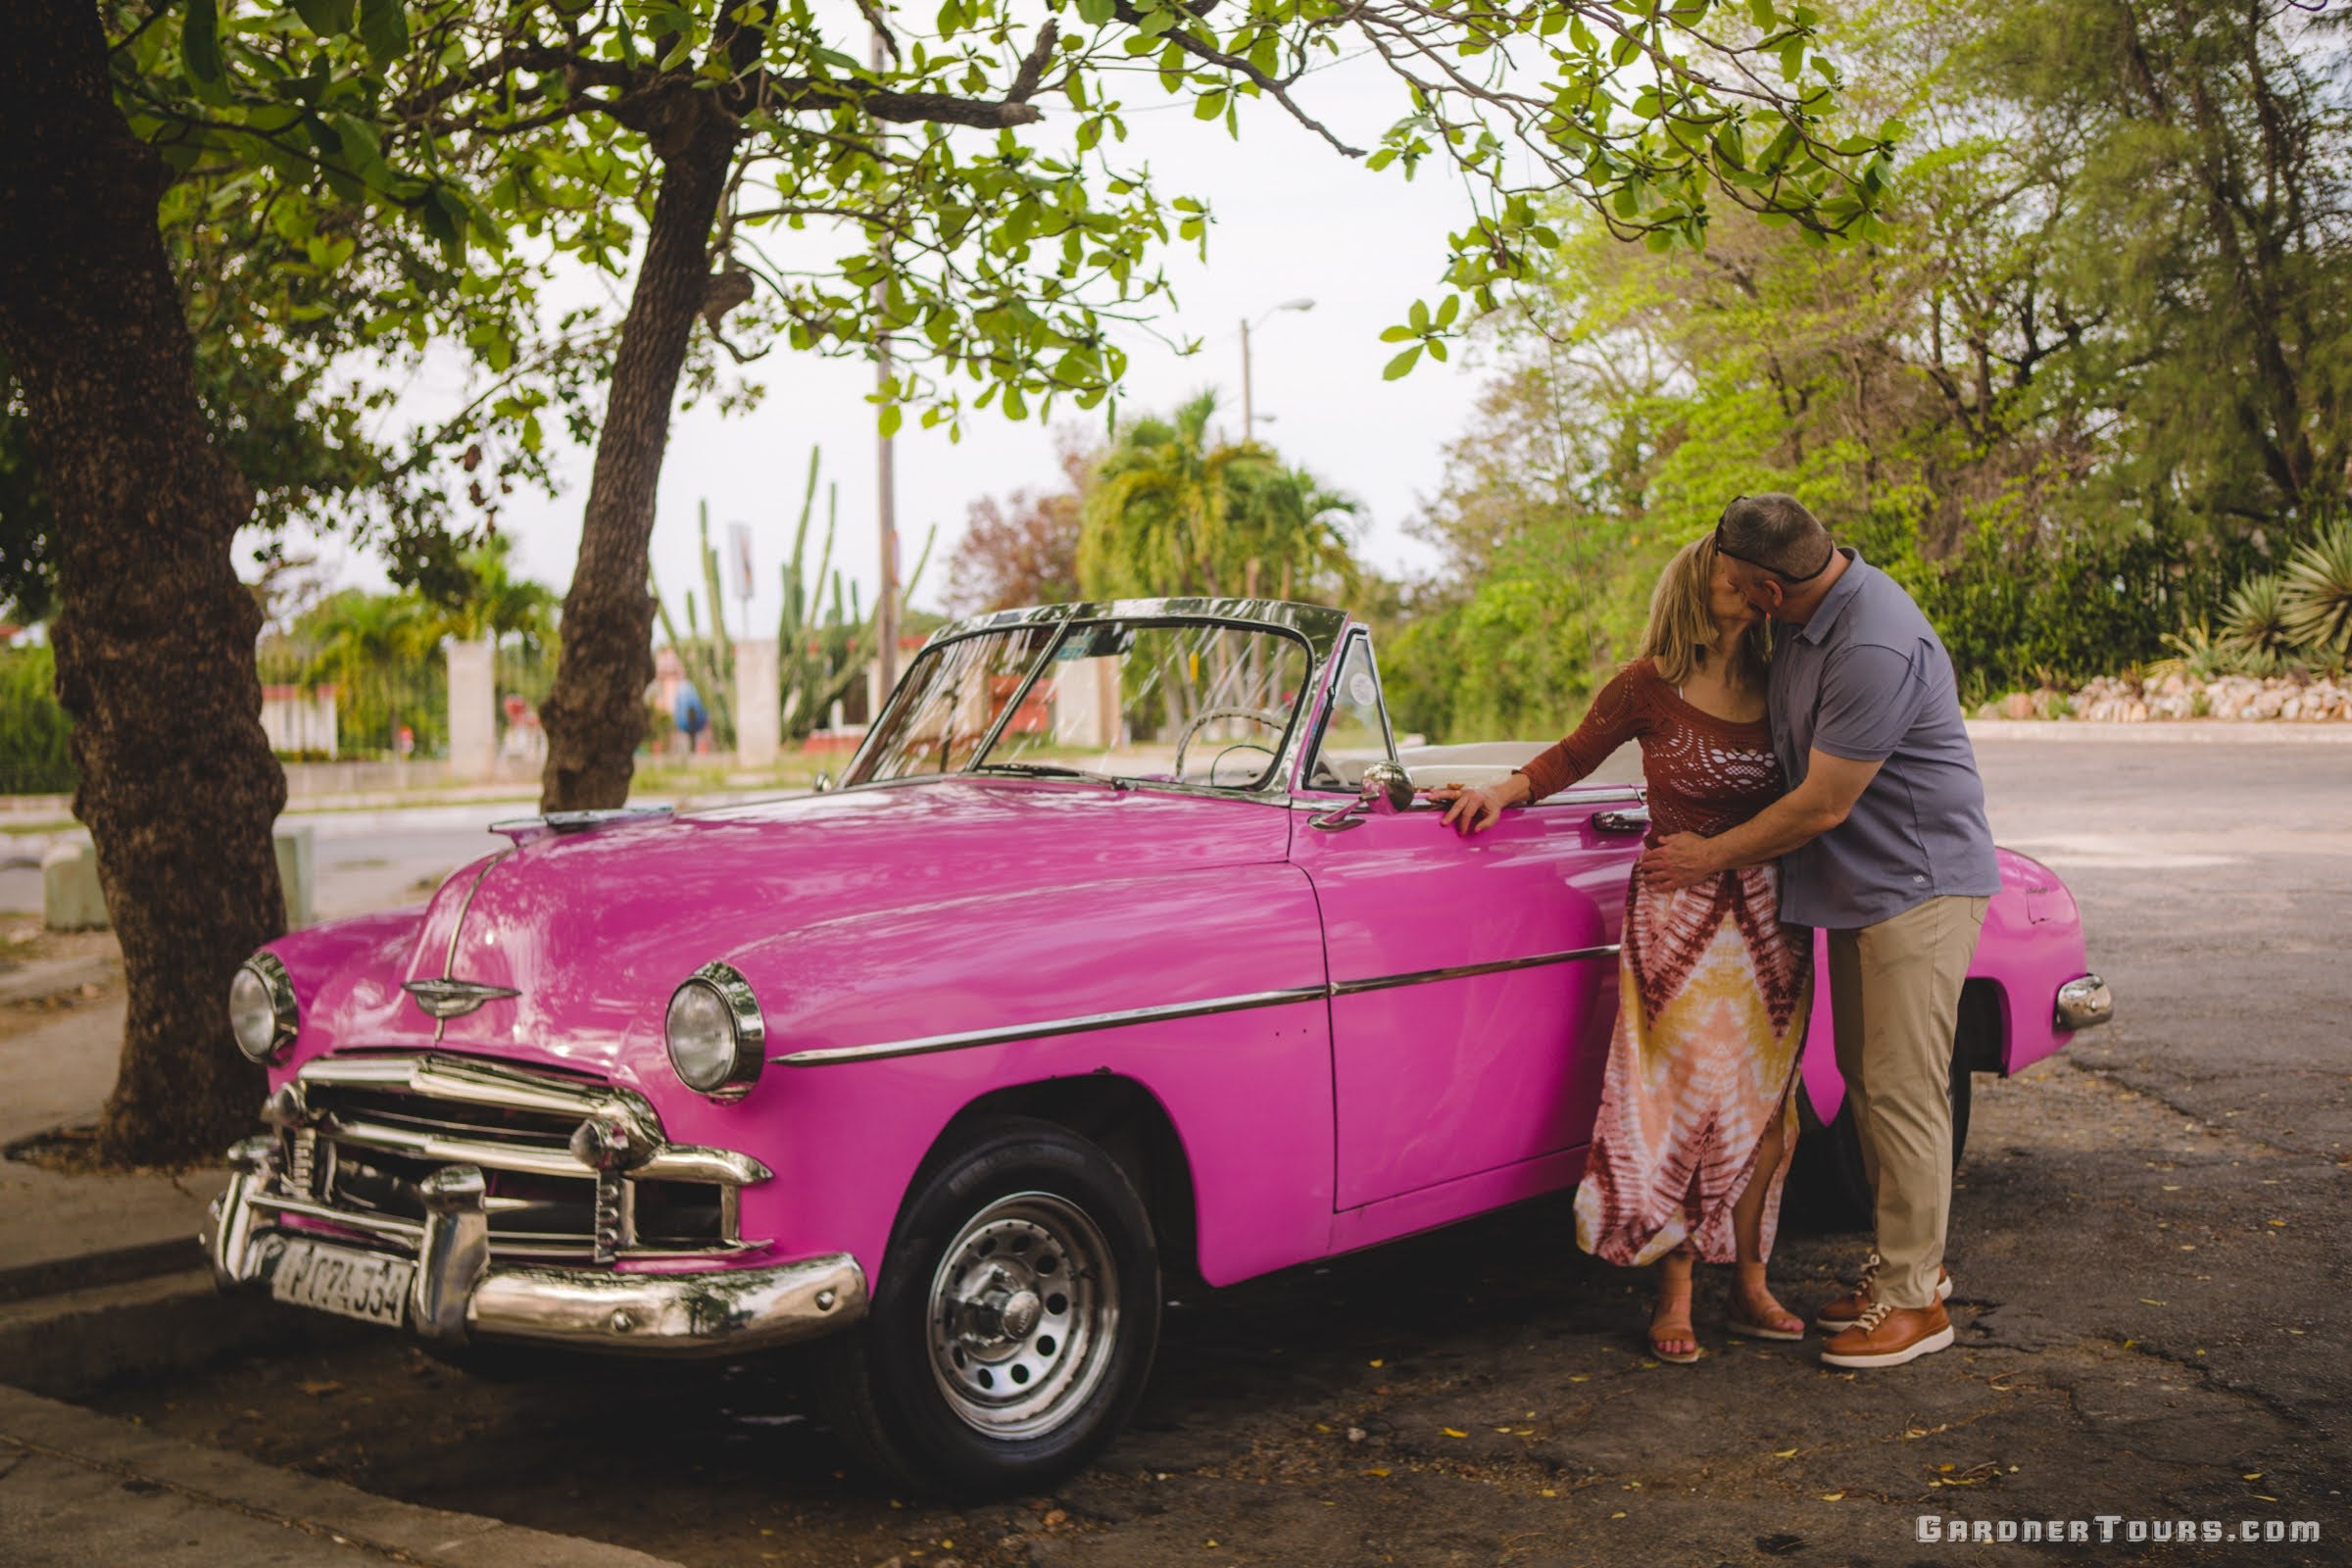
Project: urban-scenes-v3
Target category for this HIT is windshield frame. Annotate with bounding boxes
[839,598,1349,801]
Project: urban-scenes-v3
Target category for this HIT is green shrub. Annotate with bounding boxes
[0,645,74,794]
[2281,522,2352,661]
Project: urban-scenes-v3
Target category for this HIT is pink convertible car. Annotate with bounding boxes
[207,598,2112,1493]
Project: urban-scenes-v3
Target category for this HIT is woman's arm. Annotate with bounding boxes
[1434,668,1646,835]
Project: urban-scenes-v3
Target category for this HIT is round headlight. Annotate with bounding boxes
[229,955,296,1063]
[663,963,763,1100]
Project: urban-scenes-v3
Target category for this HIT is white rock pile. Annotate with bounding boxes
[1981,672,2352,723]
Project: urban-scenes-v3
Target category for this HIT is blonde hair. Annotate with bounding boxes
[1638,534,1770,692]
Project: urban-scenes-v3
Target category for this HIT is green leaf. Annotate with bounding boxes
[182,0,222,84]
[359,0,408,64]
[1383,344,1423,379]
[878,402,904,438]
[292,0,356,36]
[1378,324,1415,343]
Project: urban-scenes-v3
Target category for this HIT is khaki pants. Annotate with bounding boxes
[1827,895,1990,1310]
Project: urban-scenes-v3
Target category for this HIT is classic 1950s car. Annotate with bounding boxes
[208,598,2112,1494]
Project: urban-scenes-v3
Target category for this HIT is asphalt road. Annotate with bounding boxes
[87,735,2352,1567]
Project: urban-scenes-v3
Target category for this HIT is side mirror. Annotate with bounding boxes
[812,769,835,795]
[1360,760,1413,816]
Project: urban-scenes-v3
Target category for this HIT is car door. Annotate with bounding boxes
[1289,631,1642,1211]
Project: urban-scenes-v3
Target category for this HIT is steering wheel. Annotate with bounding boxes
[1206,741,1279,787]
[1171,706,1288,781]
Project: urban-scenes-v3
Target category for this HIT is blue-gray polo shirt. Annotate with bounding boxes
[1767,549,2001,930]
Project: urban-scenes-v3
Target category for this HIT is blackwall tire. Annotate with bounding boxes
[1792,1053,1975,1231]
[815,1116,1161,1498]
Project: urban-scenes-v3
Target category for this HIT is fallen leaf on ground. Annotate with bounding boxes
[1773,1448,1798,1459]
[297,1380,342,1397]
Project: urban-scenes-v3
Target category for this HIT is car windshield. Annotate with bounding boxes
[848,617,1314,792]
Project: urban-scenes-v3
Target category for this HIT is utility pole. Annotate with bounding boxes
[872,25,900,699]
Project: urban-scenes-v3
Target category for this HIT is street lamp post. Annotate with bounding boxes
[1240,297,1315,438]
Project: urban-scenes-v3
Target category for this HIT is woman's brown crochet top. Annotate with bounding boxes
[1513,659,1785,838]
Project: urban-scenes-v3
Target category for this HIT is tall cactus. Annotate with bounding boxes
[776,446,936,742]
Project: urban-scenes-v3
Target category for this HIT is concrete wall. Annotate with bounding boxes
[445,639,497,783]
[734,639,780,767]
[260,687,338,758]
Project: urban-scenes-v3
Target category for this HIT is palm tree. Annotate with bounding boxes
[439,533,559,653]
[299,589,445,756]
[1077,391,1361,602]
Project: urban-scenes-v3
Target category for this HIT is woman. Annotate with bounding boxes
[1428,535,1811,1362]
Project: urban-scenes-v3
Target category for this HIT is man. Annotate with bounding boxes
[1639,494,2001,1370]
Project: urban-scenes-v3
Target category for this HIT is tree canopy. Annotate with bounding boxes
[1383,0,2352,739]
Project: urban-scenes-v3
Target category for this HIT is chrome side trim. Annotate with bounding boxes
[775,985,1332,1066]
[775,944,1622,1066]
[1329,944,1623,997]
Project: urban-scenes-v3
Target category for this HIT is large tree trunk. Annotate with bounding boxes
[538,107,740,811]
[0,5,285,1164]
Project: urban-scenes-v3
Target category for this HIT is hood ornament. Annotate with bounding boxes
[403,977,521,1020]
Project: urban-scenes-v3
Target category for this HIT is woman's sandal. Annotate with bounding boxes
[1648,1291,1703,1364]
[1727,1288,1807,1342]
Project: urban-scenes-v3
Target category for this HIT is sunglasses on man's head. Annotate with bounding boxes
[1711,495,1835,582]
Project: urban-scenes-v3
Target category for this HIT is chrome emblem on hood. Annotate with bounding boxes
[403,977,521,1020]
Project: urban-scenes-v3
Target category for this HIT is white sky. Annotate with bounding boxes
[278,50,1517,635]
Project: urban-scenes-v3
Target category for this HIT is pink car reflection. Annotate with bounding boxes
[207,598,2112,1494]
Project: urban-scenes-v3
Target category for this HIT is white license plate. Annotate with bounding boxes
[269,1238,414,1328]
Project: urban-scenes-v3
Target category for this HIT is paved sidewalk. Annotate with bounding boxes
[0,1384,685,1567]
[0,999,226,1293]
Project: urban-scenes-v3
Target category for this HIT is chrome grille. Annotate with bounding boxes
[278,1053,764,1264]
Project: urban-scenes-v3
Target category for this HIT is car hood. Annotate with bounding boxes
[292,778,1295,1093]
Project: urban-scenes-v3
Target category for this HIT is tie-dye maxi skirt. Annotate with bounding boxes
[1572,860,1813,1267]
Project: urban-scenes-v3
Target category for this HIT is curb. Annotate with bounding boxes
[0,1236,202,1305]
[0,1269,361,1398]
[1966,718,2352,744]
[0,1383,687,1567]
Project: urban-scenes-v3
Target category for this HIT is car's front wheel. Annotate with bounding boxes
[815,1116,1161,1497]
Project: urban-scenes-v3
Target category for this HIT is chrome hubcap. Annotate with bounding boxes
[926,1192,1117,1440]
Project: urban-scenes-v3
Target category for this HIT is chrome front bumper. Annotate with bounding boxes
[207,1136,867,1356]
[2054,973,2116,1031]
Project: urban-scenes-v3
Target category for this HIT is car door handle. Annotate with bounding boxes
[1592,807,1650,834]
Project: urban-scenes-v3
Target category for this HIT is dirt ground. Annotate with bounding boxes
[88,1057,2348,1567]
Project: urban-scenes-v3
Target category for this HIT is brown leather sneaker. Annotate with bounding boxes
[1813,1258,1950,1332]
[1820,1300,1955,1369]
